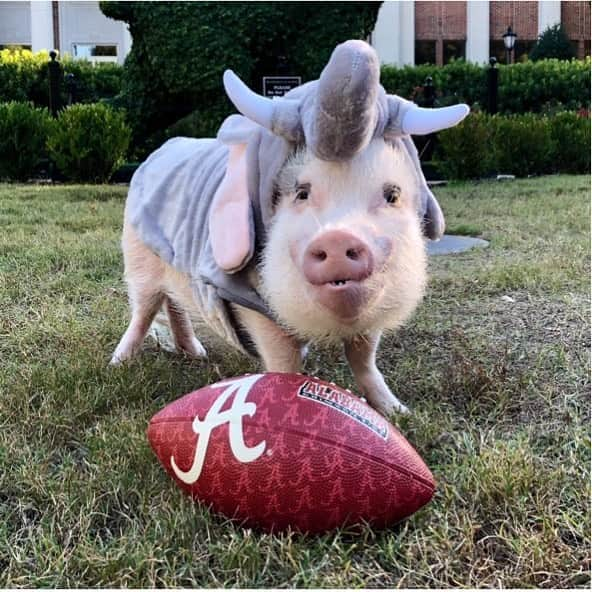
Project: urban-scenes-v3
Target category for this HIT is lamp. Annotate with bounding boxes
[502,26,518,64]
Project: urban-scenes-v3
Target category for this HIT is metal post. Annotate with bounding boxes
[487,57,498,115]
[65,73,76,106]
[418,76,437,164]
[48,50,62,117]
[423,76,436,108]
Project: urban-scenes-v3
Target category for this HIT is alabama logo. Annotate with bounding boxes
[171,374,266,484]
[298,379,388,440]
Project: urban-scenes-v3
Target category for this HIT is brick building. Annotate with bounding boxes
[0,1,589,68]
[372,0,591,65]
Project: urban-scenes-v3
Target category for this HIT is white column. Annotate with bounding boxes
[120,22,132,64]
[466,0,490,64]
[538,0,561,34]
[399,0,415,66]
[30,0,54,52]
[372,1,401,65]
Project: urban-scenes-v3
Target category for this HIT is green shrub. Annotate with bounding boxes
[529,24,576,61]
[548,111,591,174]
[99,1,381,153]
[0,49,48,104]
[381,58,590,114]
[498,58,590,113]
[433,112,494,180]
[47,103,131,183]
[61,60,123,105]
[0,101,52,180]
[491,113,553,176]
[434,111,590,179]
[0,48,123,108]
[381,59,487,107]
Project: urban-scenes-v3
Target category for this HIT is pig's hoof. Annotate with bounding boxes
[393,401,410,415]
[181,337,207,359]
[375,397,410,417]
[300,342,310,360]
[109,353,127,366]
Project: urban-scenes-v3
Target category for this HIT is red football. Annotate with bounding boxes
[147,372,435,533]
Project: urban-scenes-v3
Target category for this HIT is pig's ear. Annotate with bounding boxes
[209,142,254,273]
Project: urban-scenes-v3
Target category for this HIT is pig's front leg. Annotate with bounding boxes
[344,332,410,416]
[233,305,306,372]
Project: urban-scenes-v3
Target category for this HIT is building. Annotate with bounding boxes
[0,0,589,67]
[372,0,591,66]
[0,0,131,64]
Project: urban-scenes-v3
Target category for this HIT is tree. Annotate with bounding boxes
[100,1,382,154]
[529,24,576,62]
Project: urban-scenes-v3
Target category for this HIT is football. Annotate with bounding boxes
[147,373,435,533]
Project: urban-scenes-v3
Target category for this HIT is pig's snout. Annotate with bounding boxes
[303,230,374,286]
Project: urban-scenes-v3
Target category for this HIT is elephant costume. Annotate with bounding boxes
[125,40,469,354]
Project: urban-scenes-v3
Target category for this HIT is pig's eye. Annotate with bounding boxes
[295,186,310,202]
[384,184,401,205]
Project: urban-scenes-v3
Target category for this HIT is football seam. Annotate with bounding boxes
[149,419,435,491]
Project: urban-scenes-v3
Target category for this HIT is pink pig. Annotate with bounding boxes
[111,41,469,416]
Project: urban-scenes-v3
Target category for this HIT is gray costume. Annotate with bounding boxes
[126,40,464,355]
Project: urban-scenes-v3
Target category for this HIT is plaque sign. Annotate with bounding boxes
[262,76,302,98]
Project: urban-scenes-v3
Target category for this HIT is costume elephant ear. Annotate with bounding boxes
[399,135,446,240]
[209,142,254,273]
[423,191,446,239]
[209,115,260,273]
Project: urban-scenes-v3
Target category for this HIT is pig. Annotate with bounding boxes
[111,40,469,416]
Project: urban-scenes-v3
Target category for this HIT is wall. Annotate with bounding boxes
[561,0,591,57]
[0,1,31,46]
[415,1,467,39]
[489,1,538,39]
[415,1,467,64]
[58,1,129,63]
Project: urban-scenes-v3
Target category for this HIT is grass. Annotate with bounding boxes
[0,177,590,587]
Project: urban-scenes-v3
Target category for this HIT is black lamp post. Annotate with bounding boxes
[487,57,498,114]
[502,26,517,64]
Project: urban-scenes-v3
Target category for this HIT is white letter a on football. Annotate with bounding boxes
[171,374,266,484]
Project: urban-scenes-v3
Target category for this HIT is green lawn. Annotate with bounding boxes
[0,177,590,587]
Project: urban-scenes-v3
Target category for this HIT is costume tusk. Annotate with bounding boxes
[401,104,470,135]
[223,70,274,130]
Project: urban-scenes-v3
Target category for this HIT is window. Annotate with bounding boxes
[514,40,536,62]
[490,40,507,64]
[444,40,466,63]
[490,39,536,64]
[415,40,436,65]
[575,40,591,58]
[72,44,117,62]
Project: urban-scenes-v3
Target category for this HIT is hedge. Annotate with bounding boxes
[381,58,591,114]
[434,110,590,179]
[0,101,130,182]
[1,101,584,183]
[0,101,52,180]
[0,49,123,108]
[2,48,589,155]
[158,57,590,154]
[99,1,381,155]
[46,103,131,183]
